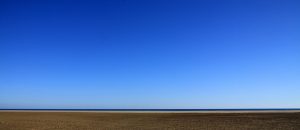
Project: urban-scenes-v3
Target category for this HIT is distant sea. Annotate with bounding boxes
[1,109,300,111]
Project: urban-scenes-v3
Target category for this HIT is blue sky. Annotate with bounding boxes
[1,0,300,109]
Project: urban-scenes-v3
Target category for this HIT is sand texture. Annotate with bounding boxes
[0,112,300,130]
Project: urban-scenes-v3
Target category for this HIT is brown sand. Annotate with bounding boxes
[0,111,300,130]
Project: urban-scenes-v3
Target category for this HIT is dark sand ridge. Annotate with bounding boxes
[1,111,300,130]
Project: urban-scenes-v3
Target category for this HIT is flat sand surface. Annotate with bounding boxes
[1,111,300,130]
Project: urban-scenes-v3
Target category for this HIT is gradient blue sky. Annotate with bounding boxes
[1,0,300,109]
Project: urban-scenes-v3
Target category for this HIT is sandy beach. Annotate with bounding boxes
[1,111,300,130]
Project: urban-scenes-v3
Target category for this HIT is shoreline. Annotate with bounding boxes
[1,110,300,113]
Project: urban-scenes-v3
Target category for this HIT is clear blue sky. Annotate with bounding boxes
[1,0,299,109]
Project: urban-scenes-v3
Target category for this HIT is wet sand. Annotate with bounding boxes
[1,111,300,130]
